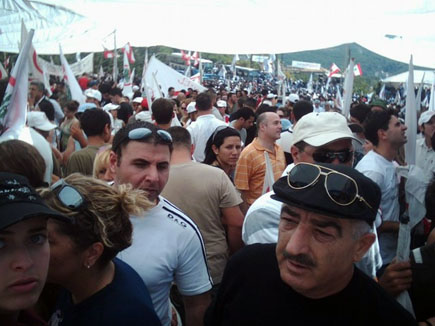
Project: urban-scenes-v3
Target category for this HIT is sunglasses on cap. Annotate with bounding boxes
[312,149,354,164]
[128,127,173,143]
[287,162,373,210]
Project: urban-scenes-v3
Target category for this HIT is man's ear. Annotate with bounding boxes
[290,145,300,163]
[109,151,118,174]
[353,232,375,263]
[377,128,387,142]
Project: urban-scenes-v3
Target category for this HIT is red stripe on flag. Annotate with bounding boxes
[33,51,43,74]
[9,76,16,87]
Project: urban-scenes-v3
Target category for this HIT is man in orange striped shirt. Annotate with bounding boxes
[235,112,286,214]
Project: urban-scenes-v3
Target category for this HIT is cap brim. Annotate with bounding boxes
[304,132,362,147]
[0,202,71,230]
[37,123,57,131]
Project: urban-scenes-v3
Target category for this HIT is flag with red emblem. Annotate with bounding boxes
[0,28,34,139]
[328,63,341,78]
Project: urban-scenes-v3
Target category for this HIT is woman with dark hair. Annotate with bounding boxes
[203,126,242,181]
[59,101,79,152]
[39,174,160,326]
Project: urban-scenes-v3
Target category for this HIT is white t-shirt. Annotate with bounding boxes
[17,127,53,185]
[242,191,281,245]
[276,128,294,154]
[187,114,227,162]
[118,196,212,326]
[416,137,435,175]
[356,150,400,265]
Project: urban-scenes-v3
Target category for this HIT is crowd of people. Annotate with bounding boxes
[0,69,434,326]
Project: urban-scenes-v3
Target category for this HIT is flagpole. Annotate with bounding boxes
[199,52,203,85]
[113,29,117,82]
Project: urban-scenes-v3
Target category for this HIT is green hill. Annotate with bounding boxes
[281,43,428,79]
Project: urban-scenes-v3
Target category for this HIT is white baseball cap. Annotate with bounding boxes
[187,102,197,114]
[418,110,435,126]
[291,112,361,147]
[132,97,143,104]
[216,100,227,108]
[85,89,102,102]
[103,103,120,111]
[27,111,57,131]
[288,93,299,103]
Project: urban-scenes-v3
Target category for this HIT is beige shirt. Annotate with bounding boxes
[161,161,242,284]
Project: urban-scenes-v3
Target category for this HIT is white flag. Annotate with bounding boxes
[0,28,34,140]
[328,63,341,78]
[342,59,355,118]
[231,54,239,74]
[262,152,275,195]
[98,65,104,79]
[0,62,7,79]
[22,22,44,84]
[60,45,85,104]
[122,50,132,96]
[335,86,343,109]
[429,72,435,112]
[145,56,206,101]
[395,90,402,105]
[307,73,313,93]
[415,73,425,113]
[421,92,429,108]
[379,84,386,100]
[404,55,417,165]
[123,68,135,96]
[324,77,331,97]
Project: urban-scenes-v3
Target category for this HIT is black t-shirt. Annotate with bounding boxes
[206,243,417,326]
[48,258,161,326]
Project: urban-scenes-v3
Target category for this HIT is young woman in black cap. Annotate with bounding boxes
[0,172,67,326]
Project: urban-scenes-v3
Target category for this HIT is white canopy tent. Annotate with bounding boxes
[381,70,435,86]
[1,0,435,68]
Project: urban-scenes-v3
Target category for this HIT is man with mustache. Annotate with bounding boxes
[206,163,417,325]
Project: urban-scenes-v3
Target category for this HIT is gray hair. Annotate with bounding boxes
[351,219,372,240]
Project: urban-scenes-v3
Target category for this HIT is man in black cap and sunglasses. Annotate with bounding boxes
[242,112,383,278]
[206,163,417,326]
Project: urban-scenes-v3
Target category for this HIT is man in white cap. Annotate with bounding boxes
[85,89,102,108]
[416,110,435,175]
[103,103,123,135]
[185,101,197,127]
[216,100,230,123]
[132,97,143,114]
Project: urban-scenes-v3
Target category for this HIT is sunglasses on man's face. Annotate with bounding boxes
[312,149,354,164]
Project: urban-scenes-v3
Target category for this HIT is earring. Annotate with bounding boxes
[85,264,91,269]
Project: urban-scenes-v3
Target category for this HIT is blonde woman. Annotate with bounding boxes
[92,146,115,183]
[39,174,160,326]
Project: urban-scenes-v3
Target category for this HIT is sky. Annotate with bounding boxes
[1,0,435,68]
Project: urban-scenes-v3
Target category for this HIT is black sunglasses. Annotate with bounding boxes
[312,149,354,164]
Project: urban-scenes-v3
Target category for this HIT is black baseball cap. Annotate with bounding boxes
[0,172,69,230]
